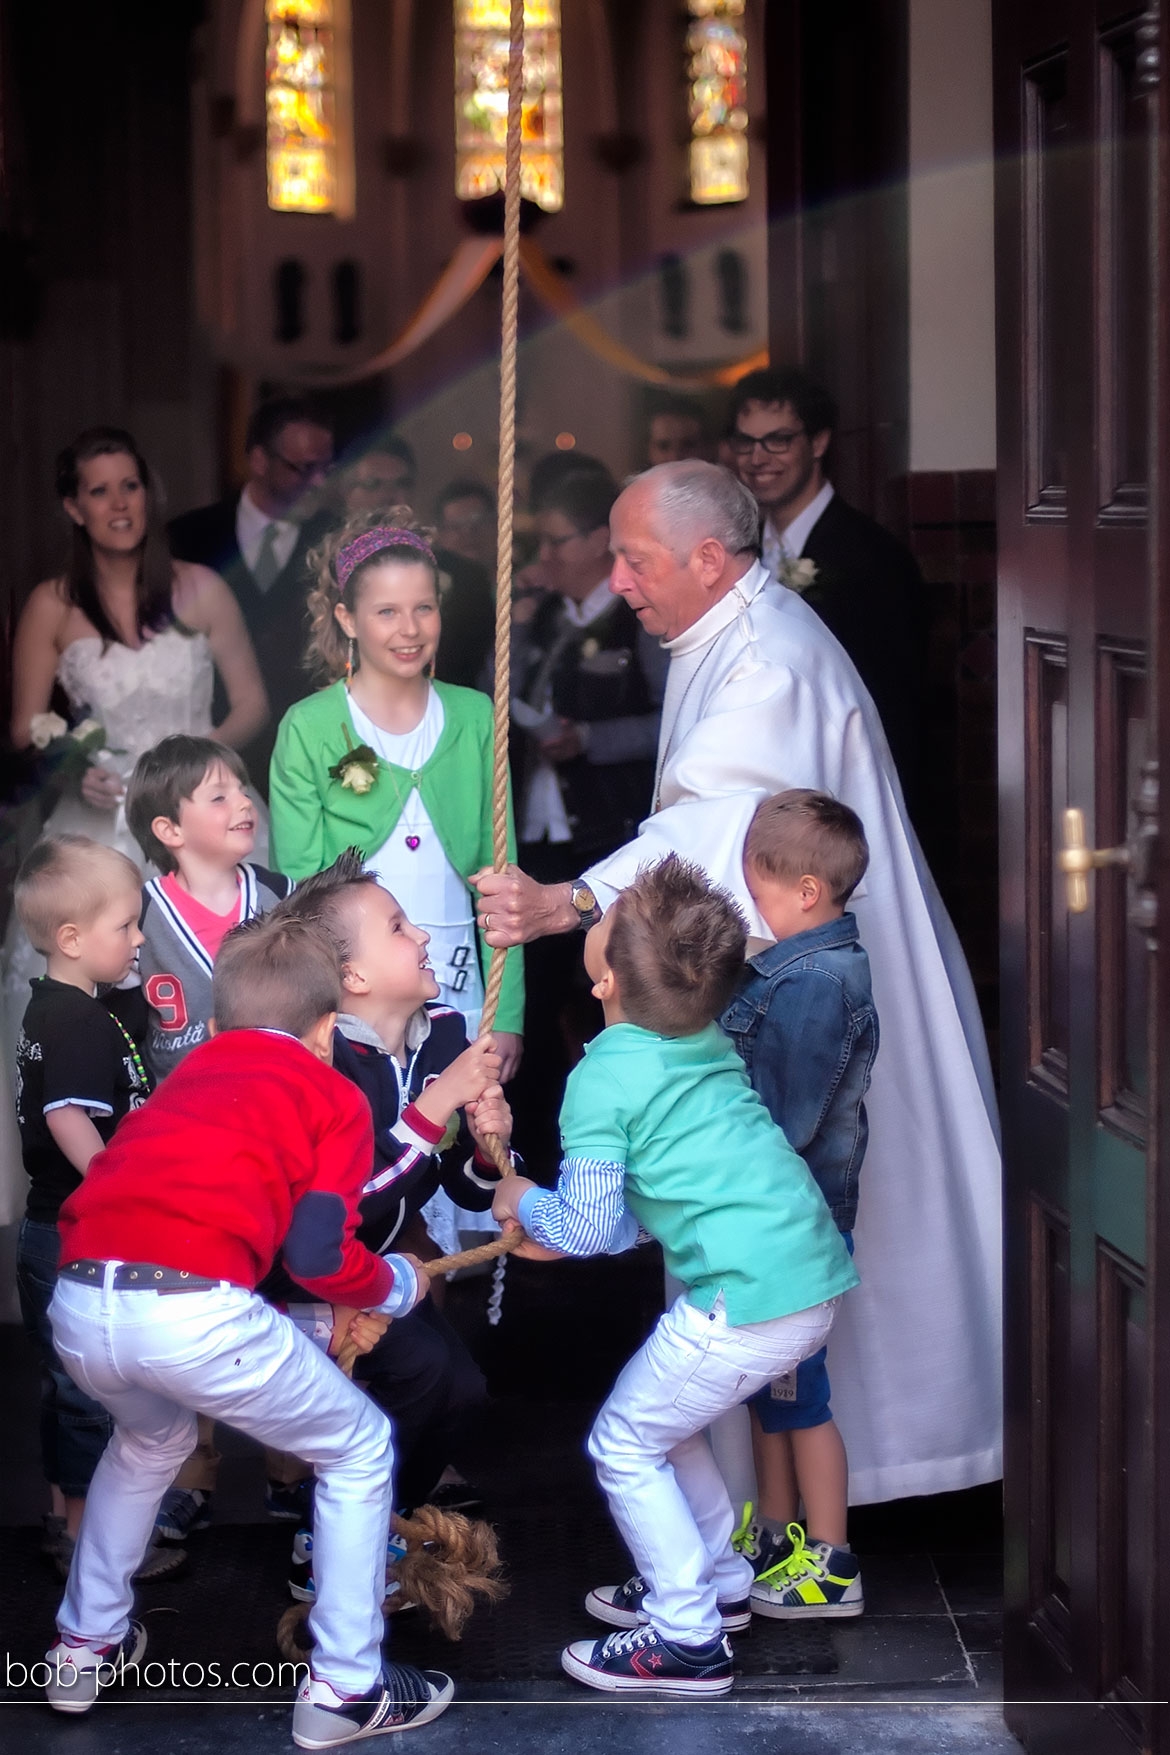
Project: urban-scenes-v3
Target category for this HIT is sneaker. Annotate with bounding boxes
[45,1527,186,1584]
[291,1661,453,1747]
[45,1621,147,1714]
[133,1541,189,1582]
[418,1473,485,1517]
[732,1502,796,1579]
[750,1525,864,1619]
[562,1623,734,1696]
[155,1487,213,1541]
[290,1527,410,1605]
[40,1513,67,1557]
[586,1574,751,1635]
[267,1477,315,1523]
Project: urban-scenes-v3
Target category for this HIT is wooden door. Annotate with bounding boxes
[996,2,1170,1749]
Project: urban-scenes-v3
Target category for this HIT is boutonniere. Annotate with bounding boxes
[580,637,600,660]
[328,724,379,795]
[777,555,820,595]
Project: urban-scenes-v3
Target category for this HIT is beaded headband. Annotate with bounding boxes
[335,526,437,591]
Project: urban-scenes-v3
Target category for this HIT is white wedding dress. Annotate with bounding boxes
[0,627,265,1225]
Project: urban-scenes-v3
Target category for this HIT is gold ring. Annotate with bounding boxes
[485,914,492,931]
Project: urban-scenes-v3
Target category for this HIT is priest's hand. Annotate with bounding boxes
[472,864,578,945]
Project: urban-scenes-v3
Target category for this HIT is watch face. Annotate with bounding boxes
[574,882,597,914]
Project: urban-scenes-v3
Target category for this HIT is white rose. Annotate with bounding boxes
[28,712,67,749]
[342,765,376,795]
[70,717,103,742]
[785,557,819,591]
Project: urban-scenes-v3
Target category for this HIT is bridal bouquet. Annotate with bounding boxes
[28,712,125,785]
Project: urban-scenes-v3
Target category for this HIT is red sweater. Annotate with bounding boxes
[58,1029,394,1310]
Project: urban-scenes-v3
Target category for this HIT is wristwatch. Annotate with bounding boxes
[570,879,602,930]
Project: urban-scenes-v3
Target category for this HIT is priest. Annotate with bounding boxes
[474,460,1001,1505]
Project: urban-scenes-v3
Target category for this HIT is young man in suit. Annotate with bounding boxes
[168,398,335,797]
[727,369,928,820]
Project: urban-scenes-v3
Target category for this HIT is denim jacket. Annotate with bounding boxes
[720,913,878,1232]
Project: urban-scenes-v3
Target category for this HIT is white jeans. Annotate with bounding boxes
[588,1291,838,1645]
[49,1269,395,1697]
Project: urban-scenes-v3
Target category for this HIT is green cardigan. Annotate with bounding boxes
[268,679,524,1033]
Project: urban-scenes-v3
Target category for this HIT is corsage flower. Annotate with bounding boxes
[329,725,380,795]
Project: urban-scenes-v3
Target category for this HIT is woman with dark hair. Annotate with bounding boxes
[2,429,269,1139]
[10,427,267,784]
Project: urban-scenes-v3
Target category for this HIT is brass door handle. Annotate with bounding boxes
[1058,807,1131,913]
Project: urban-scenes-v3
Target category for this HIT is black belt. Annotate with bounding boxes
[60,1260,221,1294]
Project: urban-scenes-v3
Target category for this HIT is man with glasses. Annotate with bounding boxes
[727,369,927,819]
[169,397,334,796]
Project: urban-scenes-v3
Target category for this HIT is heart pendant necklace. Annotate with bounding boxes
[384,761,425,851]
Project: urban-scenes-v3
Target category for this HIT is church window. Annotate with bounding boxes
[686,0,749,205]
[266,0,353,215]
[454,1,564,214]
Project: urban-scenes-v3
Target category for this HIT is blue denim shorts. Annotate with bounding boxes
[748,1232,853,1434]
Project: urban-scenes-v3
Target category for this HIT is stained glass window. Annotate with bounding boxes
[267,0,350,214]
[687,0,749,206]
[454,1,564,214]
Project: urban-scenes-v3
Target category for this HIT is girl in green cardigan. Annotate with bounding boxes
[268,513,524,1071]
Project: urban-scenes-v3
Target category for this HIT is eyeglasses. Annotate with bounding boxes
[267,449,330,483]
[726,427,807,458]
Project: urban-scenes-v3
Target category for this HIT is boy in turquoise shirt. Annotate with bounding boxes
[493,856,858,1697]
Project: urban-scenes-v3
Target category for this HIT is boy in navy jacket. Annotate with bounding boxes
[261,855,513,1598]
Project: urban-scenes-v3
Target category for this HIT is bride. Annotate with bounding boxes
[1,426,269,1222]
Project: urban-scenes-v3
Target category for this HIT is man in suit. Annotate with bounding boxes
[338,435,495,692]
[168,397,334,796]
[727,368,928,818]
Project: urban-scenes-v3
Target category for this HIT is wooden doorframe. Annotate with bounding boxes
[1147,13,1170,1733]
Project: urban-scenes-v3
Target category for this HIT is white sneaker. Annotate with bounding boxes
[44,1621,147,1714]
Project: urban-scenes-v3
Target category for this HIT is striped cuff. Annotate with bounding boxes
[398,1102,445,1156]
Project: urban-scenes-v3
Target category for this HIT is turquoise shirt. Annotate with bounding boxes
[558,1021,859,1326]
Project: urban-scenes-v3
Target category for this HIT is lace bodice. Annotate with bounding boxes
[55,628,215,760]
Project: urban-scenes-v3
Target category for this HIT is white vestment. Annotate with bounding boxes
[584,561,1002,1503]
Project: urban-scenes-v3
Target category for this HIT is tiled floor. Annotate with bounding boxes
[0,1247,1017,1751]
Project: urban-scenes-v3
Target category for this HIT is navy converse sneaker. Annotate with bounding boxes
[586,1573,751,1634]
[291,1662,453,1748]
[561,1623,734,1696]
[45,1621,147,1714]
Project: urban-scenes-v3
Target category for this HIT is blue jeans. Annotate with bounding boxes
[16,1219,113,1497]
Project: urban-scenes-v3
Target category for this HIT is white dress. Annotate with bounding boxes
[345,686,493,1259]
[346,689,484,1031]
[0,627,261,1225]
[585,561,1003,1506]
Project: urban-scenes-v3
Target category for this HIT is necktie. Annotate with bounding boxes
[252,521,283,593]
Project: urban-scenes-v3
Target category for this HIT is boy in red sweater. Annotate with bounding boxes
[44,911,454,1747]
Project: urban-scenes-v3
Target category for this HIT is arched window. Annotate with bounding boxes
[454,1,564,214]
[687,0,749,206]
[266,0,353,215]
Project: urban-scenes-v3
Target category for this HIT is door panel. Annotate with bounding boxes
[996,0,1165,1749]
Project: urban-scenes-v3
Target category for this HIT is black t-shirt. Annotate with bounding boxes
[15,977,152,1224]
